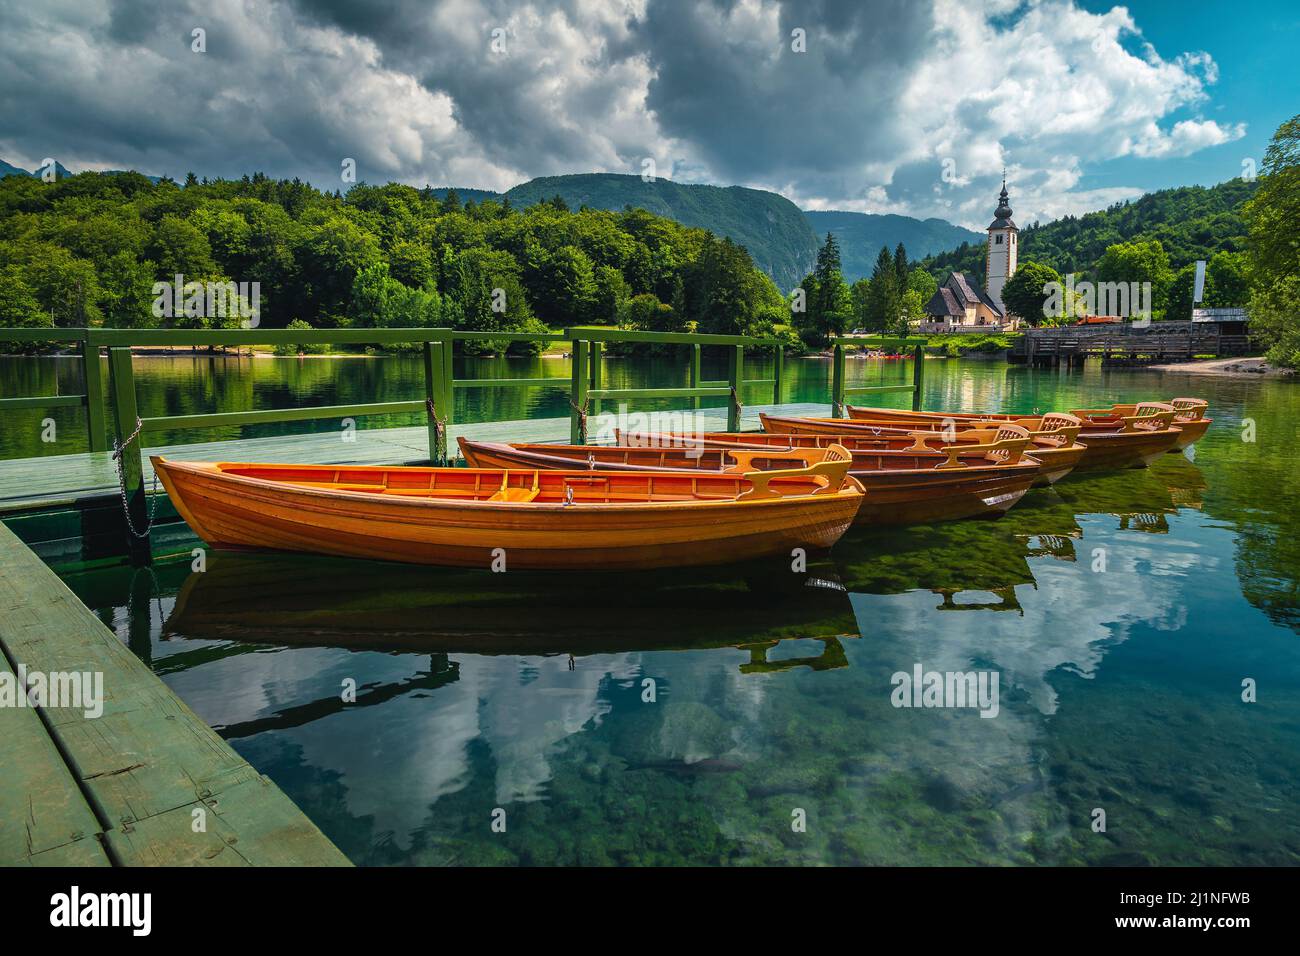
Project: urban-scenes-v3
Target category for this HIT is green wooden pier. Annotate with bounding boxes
[0,326,923,866]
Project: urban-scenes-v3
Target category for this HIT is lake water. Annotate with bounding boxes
[6,352,1299,865]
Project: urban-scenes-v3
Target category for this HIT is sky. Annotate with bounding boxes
[0,0,1295,230]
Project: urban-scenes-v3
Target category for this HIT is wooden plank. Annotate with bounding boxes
[0,651,110,867]
[0,395,85,411]
[141,400,425,432]
[81,341,108,453]
[0,522,350,866]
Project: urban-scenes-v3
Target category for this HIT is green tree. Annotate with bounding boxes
[864,246,901,334]
[1095,239,1173,316]
[1000,260,1062,325]
[1245,113,1300,367]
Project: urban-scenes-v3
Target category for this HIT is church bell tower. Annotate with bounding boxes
[985,178,1017,315]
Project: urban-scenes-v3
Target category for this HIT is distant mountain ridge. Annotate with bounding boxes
[505,173,820,290]
[804,210,983,281]
[426,174,981,289]
[0,157,160,183]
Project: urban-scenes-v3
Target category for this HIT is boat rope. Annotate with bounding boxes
[730,384,744,419]
[111,415,159,539]
[569,398,590,443]
[587,453,596,471]
[834,400,845,418]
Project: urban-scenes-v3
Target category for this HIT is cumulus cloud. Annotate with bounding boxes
[0,0,1245,226]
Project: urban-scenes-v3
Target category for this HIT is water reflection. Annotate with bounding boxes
[54,445,1300,865]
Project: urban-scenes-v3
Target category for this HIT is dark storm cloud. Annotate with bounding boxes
[634,0,932,184]
[0,0,1244,222]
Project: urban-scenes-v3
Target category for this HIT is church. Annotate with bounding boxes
[922,181,1020,330]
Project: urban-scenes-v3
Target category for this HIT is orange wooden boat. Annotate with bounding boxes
[151,456,863,571]
[459,427,1042,526]
[833,403,1183,470]
[751,413,1085,486]
[1070,398,1210,450]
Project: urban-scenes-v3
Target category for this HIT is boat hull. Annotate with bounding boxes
[152,459,862,571]
[811,409,1182,471]
[460,440,1039,526]
[752,416,1083,486]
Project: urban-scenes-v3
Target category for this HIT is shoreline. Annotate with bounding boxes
[1148,357,1292,378]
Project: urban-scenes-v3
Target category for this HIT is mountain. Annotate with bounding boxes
[501,173,820,290]
[804,211,983,281]
[426,186,505,204]
[0,157,159,183]
[920,178,1258,281]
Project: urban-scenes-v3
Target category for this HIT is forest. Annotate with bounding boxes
[0,172,790,354]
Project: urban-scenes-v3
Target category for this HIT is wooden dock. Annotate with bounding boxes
[1011,321,1254,366]
[0,402,832,559]
[0,519,351,866]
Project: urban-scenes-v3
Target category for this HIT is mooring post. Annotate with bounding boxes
[689,343,702,412]
[912,343,924,411]
[570,337,589,444]
[81,334,107,452]
[831,343,845,417]
[589,340,602,417]
[772,341,784,405]
[727,344,744,431]
[106,347,151,565]
[423,335,449,465]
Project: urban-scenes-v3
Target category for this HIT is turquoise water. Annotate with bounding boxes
[32,356,1300,865]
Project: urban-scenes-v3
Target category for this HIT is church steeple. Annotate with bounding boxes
[989,176,1015,230]
[985,174,1018,315]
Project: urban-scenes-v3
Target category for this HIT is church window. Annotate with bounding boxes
[996,235,1002,244]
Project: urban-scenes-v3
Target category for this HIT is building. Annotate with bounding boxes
[921,180,1020,332]
[985,179,1017,313]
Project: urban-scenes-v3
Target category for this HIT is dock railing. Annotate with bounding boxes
[562,327,783,441]
[0,324,786,479]
[830,336,928,416]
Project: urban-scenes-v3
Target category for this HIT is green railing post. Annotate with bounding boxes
[772,343,784,405]
[81,337,107,452]
[689,343,702,412]
[570,337,589,444]
[727,344,744,431]
[589,340,602,416]
[912,343,925,411]
[423,336,450,465]
[831,343,845,417]
[106,347,150,564]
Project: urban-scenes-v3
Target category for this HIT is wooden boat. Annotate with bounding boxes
[459,428,1042,526]
[749,414,1085,486]
[1070,398,1210,450]
[829,403,1183,470]
[151,456,863,571]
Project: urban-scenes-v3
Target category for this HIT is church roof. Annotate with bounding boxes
[925,286,963,318]
[929,271,1004,318]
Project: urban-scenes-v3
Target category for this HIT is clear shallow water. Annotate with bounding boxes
[26,355,1300,865]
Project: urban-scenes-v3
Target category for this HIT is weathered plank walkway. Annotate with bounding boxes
[0,520,350,866]
[0,401,830,513]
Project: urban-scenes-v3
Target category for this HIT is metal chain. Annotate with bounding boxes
[111,415,159,539]
[425,397,447,451]
[569,398,590,443]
